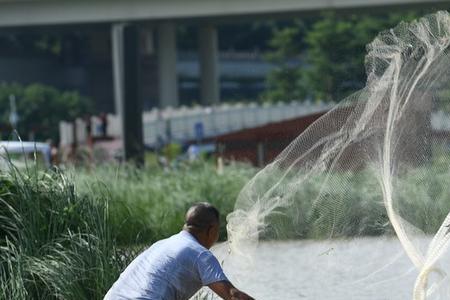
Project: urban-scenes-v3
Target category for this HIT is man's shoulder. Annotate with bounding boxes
[175,232,209,257]
[147,231,204,256]
[172,231,206,250]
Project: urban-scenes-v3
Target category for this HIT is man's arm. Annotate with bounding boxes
[208,281,255,300]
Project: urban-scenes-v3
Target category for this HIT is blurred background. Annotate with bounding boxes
[2,2,450,299]
[0,0,447,168]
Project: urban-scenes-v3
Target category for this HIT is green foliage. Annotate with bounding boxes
[265,24,306,61]
[75,160,256,246]
[302,12,371,101]
[260,158,450,241]
[264,11,426,102]
[262,22,307,102]
[2,155,450,298]
[0,158,247,299]
[258,169,389,240]
[436,88,450,112]
[162,143,183,161]
[0,165,132,300]
[0,82,92,141]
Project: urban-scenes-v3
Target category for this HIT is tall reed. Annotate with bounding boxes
[74,160,256,245]
[0,163,133,300]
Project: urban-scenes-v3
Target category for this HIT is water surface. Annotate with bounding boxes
[211,237,426,299]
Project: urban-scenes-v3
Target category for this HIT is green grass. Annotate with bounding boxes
[2,154,450,299]
[0,164,137,300]
[244,158,450,240]
[0,159,255,299]
[74,160,256,246]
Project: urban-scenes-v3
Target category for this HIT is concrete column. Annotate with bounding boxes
[111,23,125,118]
[111,23,144,164]
[140,26,155,56]
[257,141,265,167]
[198,24,219,105]
[139,26,159,110]
[157,21,178,108]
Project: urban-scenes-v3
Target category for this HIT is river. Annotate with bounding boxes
[204,237,450,300]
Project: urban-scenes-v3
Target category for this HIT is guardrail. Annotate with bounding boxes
[58,101,334,147]
[60,102,450,149]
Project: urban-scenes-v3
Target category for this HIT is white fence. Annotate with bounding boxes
[57,101,333,147]
[59,114,122,146]
[60,101,334,147]
[59,103,450,148]
[142,101,334,146]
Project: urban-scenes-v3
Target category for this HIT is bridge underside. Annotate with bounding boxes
[0,0,447,161]
[0,0,447,27]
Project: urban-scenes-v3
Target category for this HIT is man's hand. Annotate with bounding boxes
[230,288,255,300]
[208,281,255,300]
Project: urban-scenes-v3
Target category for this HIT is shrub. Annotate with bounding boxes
[0,82,91,141]
[0,164,131,300]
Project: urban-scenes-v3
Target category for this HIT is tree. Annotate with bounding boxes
[264,11,424,102]
[262,22,307,102]
[0,83,92,142]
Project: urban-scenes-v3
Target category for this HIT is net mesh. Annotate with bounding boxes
[225,11,450,299]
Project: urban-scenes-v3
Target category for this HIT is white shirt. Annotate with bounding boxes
[104,231,228,300]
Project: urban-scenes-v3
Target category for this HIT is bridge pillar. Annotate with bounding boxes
[157,21,179,108]
[111,23,144,164]
[199,24,219,106]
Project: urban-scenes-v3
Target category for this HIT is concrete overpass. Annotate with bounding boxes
[0,0,448,27]
[1,0,446,106]
[0,0,447,161]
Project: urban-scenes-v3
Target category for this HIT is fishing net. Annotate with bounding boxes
[225,11,450,300]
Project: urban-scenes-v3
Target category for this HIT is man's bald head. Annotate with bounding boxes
[184,202,220,233]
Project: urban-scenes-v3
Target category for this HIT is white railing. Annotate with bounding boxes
[58,121,73,146]
[59,114,121,146]
[59,105,450,148]
[58,101,333,147]
[141,101,333,146]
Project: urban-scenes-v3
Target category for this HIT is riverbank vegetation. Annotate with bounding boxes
[0,160,254,299]
[1,156,449,299]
